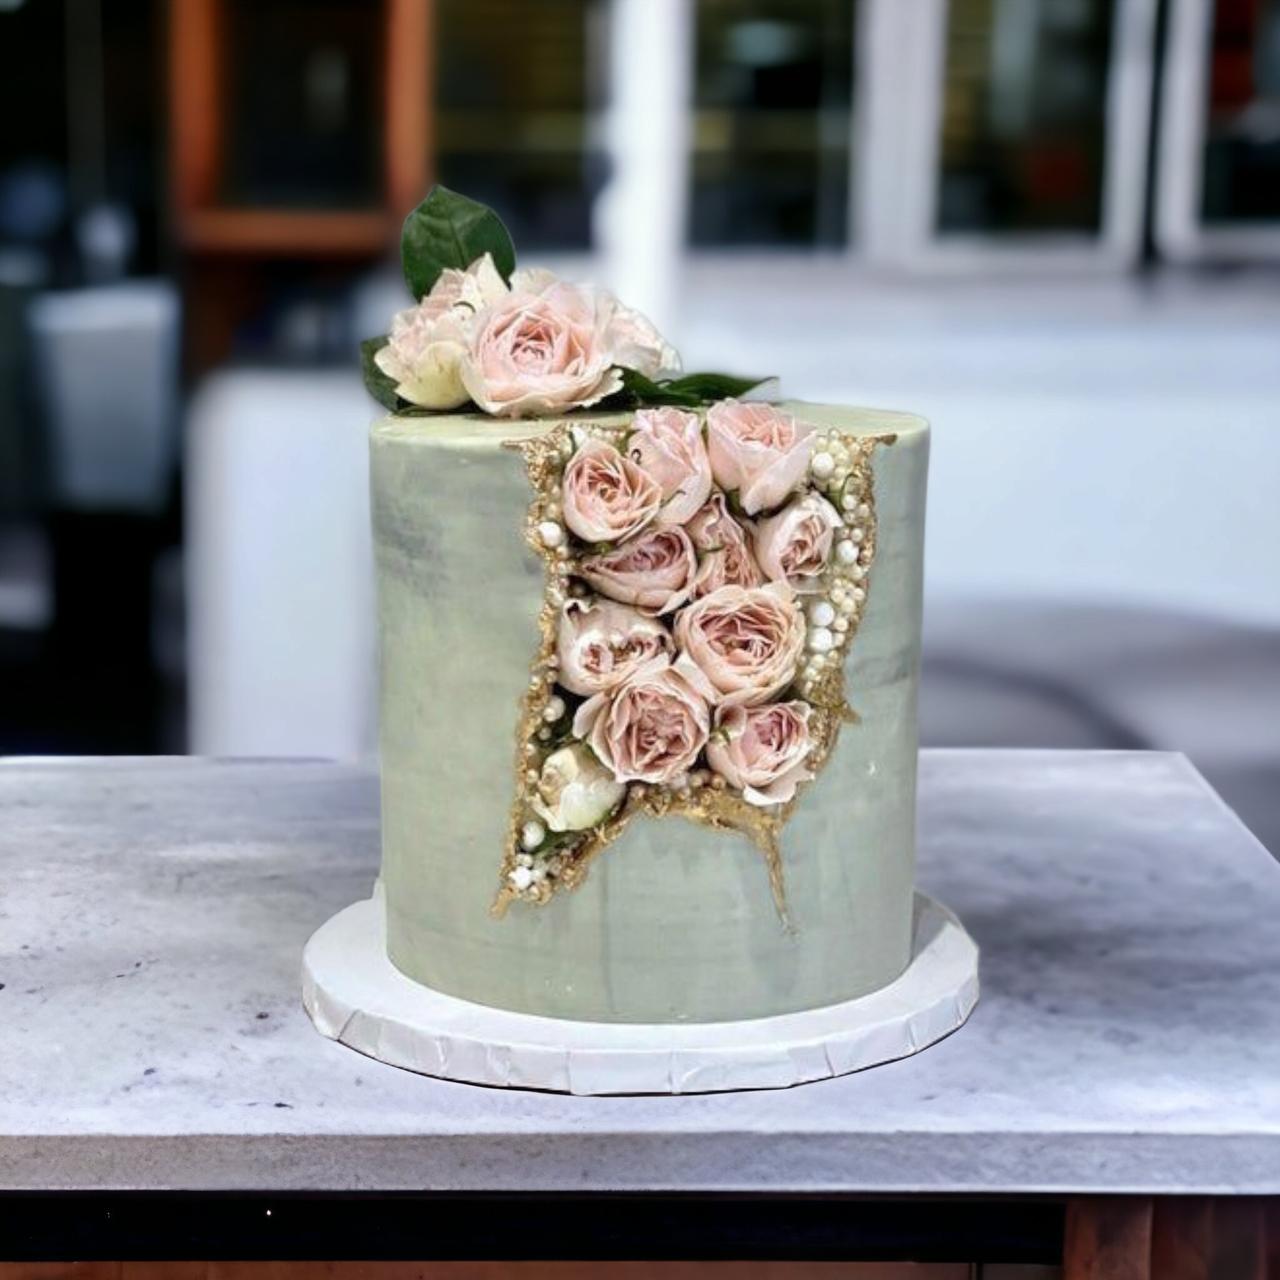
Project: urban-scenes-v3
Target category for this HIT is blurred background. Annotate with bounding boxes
[0,0,1277,849]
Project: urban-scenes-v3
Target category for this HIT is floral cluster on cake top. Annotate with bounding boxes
[363,187,763,418]
[361,186,888,912]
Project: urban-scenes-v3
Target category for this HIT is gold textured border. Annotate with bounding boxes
[492,419,894,918]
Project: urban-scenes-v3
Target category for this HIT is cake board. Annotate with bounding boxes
[301,892,979,1094]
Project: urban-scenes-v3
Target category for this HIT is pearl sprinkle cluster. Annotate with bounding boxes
[798,429,880,707]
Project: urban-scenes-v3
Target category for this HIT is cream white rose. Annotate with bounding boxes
[531,742,626,832]
[374,253,508,409]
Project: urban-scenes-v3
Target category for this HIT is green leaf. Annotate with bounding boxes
[615,367,770,408]
[662,372,770,400]
[401,185,516,299]
[616,368,700,407]
[360,336,402,411]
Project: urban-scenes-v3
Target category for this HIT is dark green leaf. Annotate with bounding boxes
[401,185,516,299]
[615,366,770,408]
[360,336,402,411]
[617,368,701,407]
[662,372,770,400]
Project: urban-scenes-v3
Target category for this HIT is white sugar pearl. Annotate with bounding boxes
[836,540,858,565]
[509,865,534,890]
[849,564,865,581]
[808,600,835,628]
[538,521,564,548]
[810,451,835,480]
[849,527,865,543]
[808,626,835,653]
[834,617,849,633]
[852,586,866,601]
[543,695,566,722]
[841,493,858,512]
[520,820,546,851]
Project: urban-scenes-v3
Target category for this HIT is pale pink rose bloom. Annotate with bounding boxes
[512,268,679,377]
[685,492,763,597]
[461,277,623,417]
[674,581,806,706]
[707,701,814,806]
[374,253,508,408]
[694,542,764,598]
[555,597,674,696]
[579,525,698,615]
[605,300,681,378]
[561,440,662,544]
[753,493,843,593]
[626,408,712,526]
[705,400,814,515]
[572,654,715,786]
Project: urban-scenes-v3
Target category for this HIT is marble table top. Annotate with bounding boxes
[2,750,1277,1195]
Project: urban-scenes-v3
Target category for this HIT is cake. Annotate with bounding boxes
[309,187,950,1046]
[372,404,927,1023]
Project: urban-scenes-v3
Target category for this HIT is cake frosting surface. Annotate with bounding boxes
[372,402,929,1022]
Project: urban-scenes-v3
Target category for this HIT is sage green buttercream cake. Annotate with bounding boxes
[372,402,929,1023]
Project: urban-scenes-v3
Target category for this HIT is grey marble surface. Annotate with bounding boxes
[1,750,1277,1194]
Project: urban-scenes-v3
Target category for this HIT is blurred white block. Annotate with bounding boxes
[679,264,1280,627]
[29,281,179,512]
[187,370,376,758]
[596,0,692,337]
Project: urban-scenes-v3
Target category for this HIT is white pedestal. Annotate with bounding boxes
[302,892,979,1095]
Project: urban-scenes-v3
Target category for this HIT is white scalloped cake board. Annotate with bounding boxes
[301,893,979,1095]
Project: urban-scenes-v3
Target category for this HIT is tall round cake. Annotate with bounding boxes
[303,187,975,1088]
[372,403,928,1022]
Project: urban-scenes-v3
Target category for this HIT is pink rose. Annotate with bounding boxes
[685,492,763,597]
[572,654,715,785]
[605,300,681,378]
[674,582,806,706]
[555,597,674,696]
[626,408,712,526]
[506,268,679,378]
[706,400,813,515]
[707,701,814,806]
[753,493,843,593]
[579,525,698,615]
[561,439,663,544]
[374,253,508,409]
[461,276,622,417]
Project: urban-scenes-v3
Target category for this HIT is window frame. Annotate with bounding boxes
[856,0,1159,273]
[1155,0,1280,262]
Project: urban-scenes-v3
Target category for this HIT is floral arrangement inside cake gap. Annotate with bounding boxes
[361,186,766,417]
[498,403,883,913]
